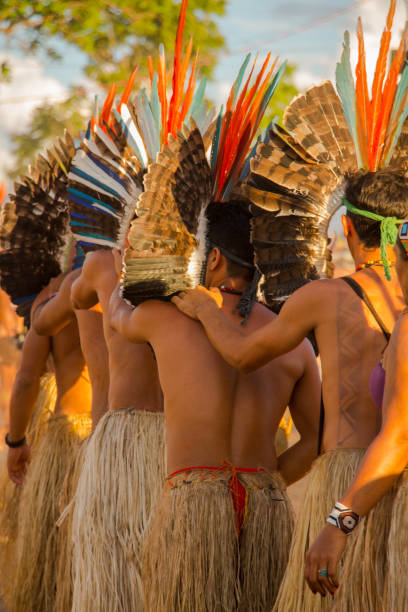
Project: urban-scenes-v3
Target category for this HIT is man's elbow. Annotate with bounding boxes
[32,318,49,336]
[14,374,40,393]
[233,350,257,374]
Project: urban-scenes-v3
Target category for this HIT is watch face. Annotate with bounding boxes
[339,511,359,534]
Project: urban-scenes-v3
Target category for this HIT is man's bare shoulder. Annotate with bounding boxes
[83,248,113,272]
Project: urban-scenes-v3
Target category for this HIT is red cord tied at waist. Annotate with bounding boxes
[167,461,279,535]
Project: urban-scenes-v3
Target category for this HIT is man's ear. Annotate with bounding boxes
[208,246,222,271]
[341,214,354,238]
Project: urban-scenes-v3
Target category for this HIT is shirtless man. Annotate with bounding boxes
[109,201,321,611]
[5,277,92,612]
[33,269,109,427]
[65,248,163,612]
[172,170,406,611]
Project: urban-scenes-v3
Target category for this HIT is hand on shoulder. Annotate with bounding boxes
[171,286,223,320]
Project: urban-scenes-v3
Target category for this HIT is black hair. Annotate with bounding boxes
[205,199,254,281]
[345,169,408,248]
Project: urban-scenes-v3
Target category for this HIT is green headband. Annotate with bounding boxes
[343,197,404,281]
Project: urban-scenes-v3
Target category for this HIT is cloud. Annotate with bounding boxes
[0,52,68,182]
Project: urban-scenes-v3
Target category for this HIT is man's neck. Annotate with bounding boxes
[352,247,395,270]
[206,275,248,293]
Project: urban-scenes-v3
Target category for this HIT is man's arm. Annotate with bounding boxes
[108,284,150,343]
[33,270,80,336]
[277,340,321,485]
[305,315,408,597]
[172,282,322,373]
[71,253,100,310]
[7,327,50,484]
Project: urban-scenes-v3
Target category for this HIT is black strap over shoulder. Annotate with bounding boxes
[341,276,391,342]
[317,394,325,456]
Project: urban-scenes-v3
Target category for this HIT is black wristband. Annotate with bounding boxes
[5,433,26,448]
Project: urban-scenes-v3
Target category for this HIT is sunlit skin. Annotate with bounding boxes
[33,269,110,427]
[172,216,404,456]
[71,249,163,414]
[304,240,408,597]
[7,276,92,484]
[109,246,321,480]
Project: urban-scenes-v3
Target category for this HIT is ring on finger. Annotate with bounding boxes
[318,568,328,577]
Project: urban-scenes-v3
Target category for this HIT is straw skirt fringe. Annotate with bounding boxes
[238,471,294,611]
[332,474,400,612]
[71,408,166,612]
[10,411,91,612]
[0,372,56,607]
[273,448,365,612]
[383,470,408,612]
[143,468,293,612]
[55,435,91,612]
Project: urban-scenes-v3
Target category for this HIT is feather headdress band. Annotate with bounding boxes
[66,0,213,255]
[121,52,286,307]
[0,132,76,324]
[237,0,408,310]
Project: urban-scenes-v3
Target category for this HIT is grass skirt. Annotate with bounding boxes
[10,411,91,612]
[55,436,90,612]
[273,449,365,612]
[383,470,408,612]
[0,372,56,607]
[332,473,399,611]
[71,408,166,612]
[143,467,293,612]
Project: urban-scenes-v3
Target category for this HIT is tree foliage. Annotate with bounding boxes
[0,0,226,84]
[1,0,226,177]
[9,88,89,180]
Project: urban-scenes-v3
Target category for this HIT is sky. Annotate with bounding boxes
[0,0,407,183]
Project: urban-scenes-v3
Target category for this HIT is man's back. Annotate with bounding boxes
[312,269,403,450]
[32,287,91,417]
[72,249,162,412]
[140,293,318,474]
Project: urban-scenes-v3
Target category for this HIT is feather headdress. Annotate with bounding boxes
[238,0,408,310]
[67,0,213,254]
[0,132,76,323]
[121,53,286,306]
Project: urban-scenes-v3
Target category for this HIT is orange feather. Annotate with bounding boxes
[372,30,408,169]
[0,182,6,205]
[179,49,198,127]
[168,0,188,134]
[368,0,396,167]
[157,47,168,144]
[117,67,138,112]
[99,84,117,132]
[148,57,155,86]
[355,17,370,168]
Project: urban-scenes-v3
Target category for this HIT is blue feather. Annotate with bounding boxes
[211,107,223,173]
[187,78,207,122]
[134,90,160,160]
[335,31,362,167]
[112,109,145,166]
[150,75,161,139]
[232,54,251,104]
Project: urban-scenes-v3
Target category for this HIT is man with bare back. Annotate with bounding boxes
[5,275,92,612]
[65,248,163,612]
[172,170,406,611]
[33,269,109,428]
[109,201,321,611]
